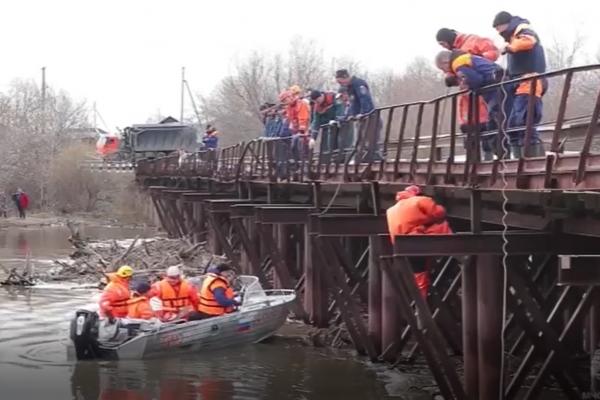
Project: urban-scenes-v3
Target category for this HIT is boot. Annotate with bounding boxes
[510,145,523,159]
[526,143,545,158]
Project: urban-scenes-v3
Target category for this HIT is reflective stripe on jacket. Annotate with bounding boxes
[157,279,194,312]
[99,278,131,318]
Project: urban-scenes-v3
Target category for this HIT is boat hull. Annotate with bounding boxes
[113,300,290,359]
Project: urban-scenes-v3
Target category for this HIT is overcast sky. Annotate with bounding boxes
[0,0,597,131]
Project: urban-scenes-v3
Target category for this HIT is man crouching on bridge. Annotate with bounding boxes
[386,185,452,298]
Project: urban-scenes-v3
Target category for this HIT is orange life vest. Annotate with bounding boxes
[101,279,131,318]
[157,279,193,312]
[198,273,234,316]
[127,296,154,319]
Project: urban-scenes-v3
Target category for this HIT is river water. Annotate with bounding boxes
[0,226,417,400]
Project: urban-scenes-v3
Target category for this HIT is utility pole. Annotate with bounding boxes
[40,66,47,208]
[180,66,185,122]
[93,101,97,130]
[41,67,46,113]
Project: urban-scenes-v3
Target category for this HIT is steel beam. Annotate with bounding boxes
[317,214,388,236]
[392,231,600,256]
[204,199,254,213]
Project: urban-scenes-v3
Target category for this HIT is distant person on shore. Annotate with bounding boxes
[12,188,29,219]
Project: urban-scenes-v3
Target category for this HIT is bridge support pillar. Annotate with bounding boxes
[368,235,382,356]
[304,224,328,327]
[477,254,504,400]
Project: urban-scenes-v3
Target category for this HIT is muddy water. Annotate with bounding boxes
[0,226,412,400]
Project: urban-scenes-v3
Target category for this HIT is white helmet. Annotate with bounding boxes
[166,265,181,277]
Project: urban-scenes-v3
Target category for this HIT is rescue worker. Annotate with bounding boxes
[386,186,452,298]
[203,125,219,150]
[335,87,355,160]
[493,11,547,158]
[335,69,381,162]
[435,50,502,160]
[151,265,199,321]
[127,281,155,319]
[194,263,240,319]
[309,90,344,159]
[99,265,134,320]
[436,28,500,158]
[280,88,311,163]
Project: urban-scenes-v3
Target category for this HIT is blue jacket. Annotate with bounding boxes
[203,134,218,150]
[503,16,546,77]
[450,52,499,91]
[275,117,292,138]
[264,116,280,138]
[346,76,375,116]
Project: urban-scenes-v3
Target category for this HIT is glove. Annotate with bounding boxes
[308,138,316,150]
[444,75,459,87]
[328,120,339,127]
[354,114,363,120]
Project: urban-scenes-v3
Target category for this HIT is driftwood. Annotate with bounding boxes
[0,264,35,286]
[110,235,140,271]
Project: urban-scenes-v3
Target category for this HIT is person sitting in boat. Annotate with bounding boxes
[190,263,241,320]
[99,265,134,321]
[151,265,199,321]
[127,281,155,320]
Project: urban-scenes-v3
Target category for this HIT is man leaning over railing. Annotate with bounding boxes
[335,69,383,162]
[309,90,344,163]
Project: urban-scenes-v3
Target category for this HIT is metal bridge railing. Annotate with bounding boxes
[135,64,600,188]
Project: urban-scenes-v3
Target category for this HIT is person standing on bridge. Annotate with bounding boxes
[436,28,500,159]
[335,69,382,162]
[493,11,547,159]
[386,185,452,299]
[435,50,503,161]
[280,88,311,164]
[309,90,344,160]
[203,125,219,150]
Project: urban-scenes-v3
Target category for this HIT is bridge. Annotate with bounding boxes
[135,65,600,400]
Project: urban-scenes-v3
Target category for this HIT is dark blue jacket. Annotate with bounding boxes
[264,116,279,138]
[277,117,292,138]
[503,16,546,77]
[346,76,375,116]
[203,134,218,150]
[450,52,499,91]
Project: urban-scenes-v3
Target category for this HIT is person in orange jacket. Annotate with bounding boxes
[386,185,452,298]
[150,265,199,321]
[188,263,240,320]
[436,28,501,160]
[127,281,155,319]
[280,88,312,162]
[99,265,134,319]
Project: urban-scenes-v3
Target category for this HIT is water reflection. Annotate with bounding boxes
[0,225,157,265]
[67,342,392,400]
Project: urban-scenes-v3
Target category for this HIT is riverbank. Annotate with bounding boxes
[0,211,152,229]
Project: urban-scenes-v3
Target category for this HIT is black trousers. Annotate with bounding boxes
[186,311,214,321]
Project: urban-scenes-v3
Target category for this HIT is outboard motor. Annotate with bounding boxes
[70,309,102,360]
